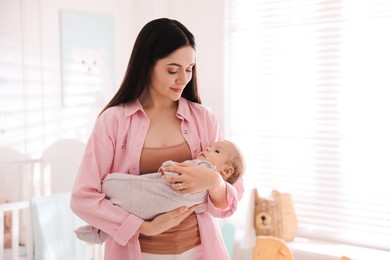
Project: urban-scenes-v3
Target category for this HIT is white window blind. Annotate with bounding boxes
[226,0,390,250]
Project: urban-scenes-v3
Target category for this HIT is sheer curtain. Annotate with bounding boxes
[226,0,390,250]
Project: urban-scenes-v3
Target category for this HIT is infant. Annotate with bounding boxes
[75,140,244,244]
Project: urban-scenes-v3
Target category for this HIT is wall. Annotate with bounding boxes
[0,0,226,157]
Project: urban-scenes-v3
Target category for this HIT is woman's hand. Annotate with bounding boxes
[139,205,198,236]
[162,162,228,208]
[162,162,220,194]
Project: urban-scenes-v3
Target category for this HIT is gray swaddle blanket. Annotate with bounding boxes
[75,160,214,244]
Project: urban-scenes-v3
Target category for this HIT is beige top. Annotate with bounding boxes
[139,142,192,175]
[139,142,201,254]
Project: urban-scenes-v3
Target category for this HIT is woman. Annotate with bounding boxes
[70,18,244,260]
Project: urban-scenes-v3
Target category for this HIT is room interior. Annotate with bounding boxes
[1,0,390,259]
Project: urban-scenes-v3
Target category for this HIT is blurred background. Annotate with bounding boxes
[1,0,390,259]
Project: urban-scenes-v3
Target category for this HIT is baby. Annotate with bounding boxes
[75,140,245,244]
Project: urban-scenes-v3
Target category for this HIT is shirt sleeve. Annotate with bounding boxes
[70,115,143,246]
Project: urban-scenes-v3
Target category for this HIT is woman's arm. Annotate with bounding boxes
[139,205,198,236]
[70,114,145,246]
[162,162,242,217]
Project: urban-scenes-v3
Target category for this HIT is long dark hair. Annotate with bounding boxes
[101,18,201,115]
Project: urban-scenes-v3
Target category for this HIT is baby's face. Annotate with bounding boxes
[197,141,235,173]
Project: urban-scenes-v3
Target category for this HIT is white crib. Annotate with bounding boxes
[0,200,32,260]
[0,194,104,260]
[1,139,104,260]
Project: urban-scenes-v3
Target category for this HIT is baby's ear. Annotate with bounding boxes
[221,166,234,180]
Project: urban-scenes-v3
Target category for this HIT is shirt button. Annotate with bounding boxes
[184,130,188,134]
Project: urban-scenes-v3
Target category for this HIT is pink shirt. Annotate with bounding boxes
[70,98,244,260]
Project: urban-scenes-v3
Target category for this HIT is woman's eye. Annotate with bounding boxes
[168,70,178,74]
[186,69,192,73]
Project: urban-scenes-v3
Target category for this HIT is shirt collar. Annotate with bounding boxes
[123,99,144,117]
[176,97,191,121]
[123,97,192,120]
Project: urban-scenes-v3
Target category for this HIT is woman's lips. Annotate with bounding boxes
[170,87,183,93]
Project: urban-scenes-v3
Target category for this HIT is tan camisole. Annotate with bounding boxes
[139,142,201,254]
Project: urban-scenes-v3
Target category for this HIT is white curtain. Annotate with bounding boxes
[226,0,390,250]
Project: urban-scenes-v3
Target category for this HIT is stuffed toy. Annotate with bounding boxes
[254,189,297,242]
[1,199,12,248]
[252,236,294,260]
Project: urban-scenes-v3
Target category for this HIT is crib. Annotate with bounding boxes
[0,139,104,260]
[0,200,31,260]
[0,194,104,260]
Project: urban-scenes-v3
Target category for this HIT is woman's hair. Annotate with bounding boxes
[101,18,200,114]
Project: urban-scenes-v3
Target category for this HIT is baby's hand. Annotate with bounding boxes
[159,160,180,176]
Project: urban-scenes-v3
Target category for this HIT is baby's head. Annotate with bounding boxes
[197,140,245,184]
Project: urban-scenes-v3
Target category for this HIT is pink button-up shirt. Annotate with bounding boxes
[70,98,244,260]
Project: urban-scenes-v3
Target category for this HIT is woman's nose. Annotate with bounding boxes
[176,70,188,85]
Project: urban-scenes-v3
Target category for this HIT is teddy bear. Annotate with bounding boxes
[254,189,297,242]
[0,199,12,248]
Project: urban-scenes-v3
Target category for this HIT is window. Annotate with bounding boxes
[226,0,390,250]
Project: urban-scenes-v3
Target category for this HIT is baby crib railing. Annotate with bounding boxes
[1,194,104,260]
[0,200,33,260]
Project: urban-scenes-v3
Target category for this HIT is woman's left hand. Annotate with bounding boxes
[162,162,222,195]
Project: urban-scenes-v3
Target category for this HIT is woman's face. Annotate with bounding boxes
[149,46,196,101]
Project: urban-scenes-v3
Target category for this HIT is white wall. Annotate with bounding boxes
[0,0,226,156]
[39,0,136,87]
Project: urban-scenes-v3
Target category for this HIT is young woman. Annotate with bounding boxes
[70,18,244,260]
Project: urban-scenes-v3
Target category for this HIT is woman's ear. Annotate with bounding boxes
[221,166,234,180]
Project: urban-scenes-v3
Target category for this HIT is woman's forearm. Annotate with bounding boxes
[208,174,228,208]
